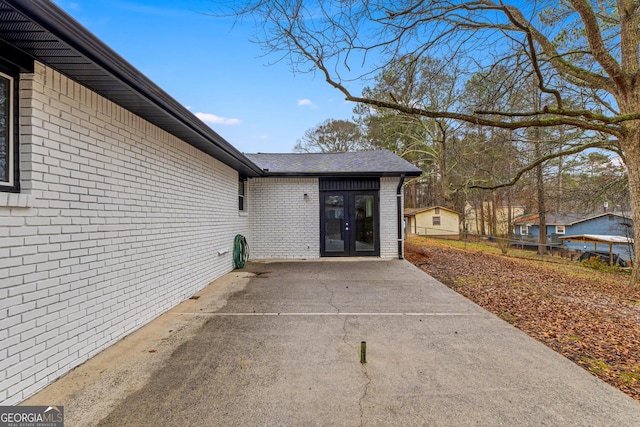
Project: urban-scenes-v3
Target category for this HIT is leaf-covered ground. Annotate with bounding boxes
[405,236,640,402]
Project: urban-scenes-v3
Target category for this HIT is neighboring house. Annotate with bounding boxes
[464,201,525,235]
[513,212,633,259]
[0,1,421,405]
[404,206,460,238]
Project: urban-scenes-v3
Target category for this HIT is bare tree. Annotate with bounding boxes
[294,118,370,152]
[227,1,640,283]
[353,55,462,207]
[554,151,629,213]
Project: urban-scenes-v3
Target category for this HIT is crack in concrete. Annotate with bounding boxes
[321,277,355,349]
[322,278,340,314]
[358,363,372,427]
[318,273,370,426]
[341,317,352,347]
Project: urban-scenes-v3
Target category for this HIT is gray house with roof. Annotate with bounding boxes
[0,1,420,404]
[513,212,633,260]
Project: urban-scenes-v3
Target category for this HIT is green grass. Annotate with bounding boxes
[581,357,611,374]
[499,311,514,321]
[410,235,561,260]
[620,368,640,385]
[580,256,624,274]
[451,276,492,288]
[408,235,630,281]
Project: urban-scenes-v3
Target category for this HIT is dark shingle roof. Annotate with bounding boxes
[245,151,422,177]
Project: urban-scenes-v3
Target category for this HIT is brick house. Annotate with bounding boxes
[0,1,420,404]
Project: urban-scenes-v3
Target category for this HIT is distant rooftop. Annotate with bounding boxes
[404,206,460,216]
[514,212,631,226]
[245,150,422,177]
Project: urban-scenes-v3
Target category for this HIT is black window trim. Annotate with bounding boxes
[0,63,19,193]
[238,175,247,211]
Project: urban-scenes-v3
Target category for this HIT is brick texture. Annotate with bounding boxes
[248,177,319,259]
[247,177,401,259]
[1,63,406,404]
[380,177,402,259]
[0,63,250,404]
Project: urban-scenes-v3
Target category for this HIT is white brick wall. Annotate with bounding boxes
[0,62,250,404]
[248,176,402,260]
[380,177,402,259]
[248,177,319,259]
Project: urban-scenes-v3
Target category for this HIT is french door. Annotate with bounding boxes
[320,191,379,257]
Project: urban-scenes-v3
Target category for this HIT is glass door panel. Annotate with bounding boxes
[354,194,375,252]
[321,191,378,257]
[323,195,345,253]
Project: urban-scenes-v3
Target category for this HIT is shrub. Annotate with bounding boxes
[581,256,620,273]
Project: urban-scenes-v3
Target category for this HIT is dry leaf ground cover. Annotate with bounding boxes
[405,235,640,402]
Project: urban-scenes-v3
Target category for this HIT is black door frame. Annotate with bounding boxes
[320,190,380,257]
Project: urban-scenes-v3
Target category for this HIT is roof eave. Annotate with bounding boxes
[256,171,423,178]
[2,0,263,177]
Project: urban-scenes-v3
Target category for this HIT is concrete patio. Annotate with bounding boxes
[24,259,640,426]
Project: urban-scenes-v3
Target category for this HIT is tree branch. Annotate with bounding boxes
[566,0,626,92]
[481,0,618,95]
[469,139,615,190]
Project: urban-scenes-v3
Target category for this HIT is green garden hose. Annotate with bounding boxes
[233,234,249,269]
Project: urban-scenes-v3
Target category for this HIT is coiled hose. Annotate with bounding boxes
[233,234,249,269]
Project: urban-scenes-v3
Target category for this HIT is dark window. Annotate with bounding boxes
[433,216,441,226]
[435,207,440,214]
[0,69,17,192]
[238,176,246,211]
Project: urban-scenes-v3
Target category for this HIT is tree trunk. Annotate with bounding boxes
[439,124,448,206]
[479,199,486,236]
[490,192,498,236]
[622,129,640,284]
[556,128,564,214]
[507,189,513,237]
[473,201,481,235]
[531,88,547,256]
[534,127,547,256]
[536,159,547,256]
[406,181,417,208]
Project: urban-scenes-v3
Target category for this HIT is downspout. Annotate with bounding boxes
[397,174,406,259]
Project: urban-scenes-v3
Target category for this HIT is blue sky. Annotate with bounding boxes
[51,0,356,153]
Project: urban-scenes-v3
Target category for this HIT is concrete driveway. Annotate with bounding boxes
[25,259,640,426]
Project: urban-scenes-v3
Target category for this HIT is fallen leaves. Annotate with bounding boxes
[405,237,640,402]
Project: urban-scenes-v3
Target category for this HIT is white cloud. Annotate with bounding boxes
[194,112,241,126]
[297,99,316,108]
